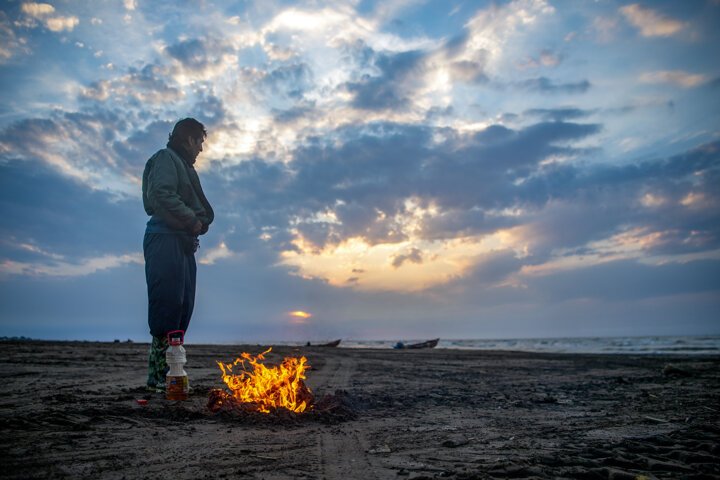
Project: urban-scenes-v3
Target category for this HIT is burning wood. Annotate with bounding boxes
[208,348,314,414]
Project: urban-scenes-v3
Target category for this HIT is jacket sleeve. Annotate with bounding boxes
[186,167,214,234]
[146,152,197,230]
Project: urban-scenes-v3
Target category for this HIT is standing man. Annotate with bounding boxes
[142,118,214,392]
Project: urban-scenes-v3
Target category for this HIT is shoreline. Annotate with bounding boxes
[3,334,720,355]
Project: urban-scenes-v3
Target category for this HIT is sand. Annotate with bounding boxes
[1,340,718,479]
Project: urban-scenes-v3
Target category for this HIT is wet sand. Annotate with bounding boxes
[1,340,718,479]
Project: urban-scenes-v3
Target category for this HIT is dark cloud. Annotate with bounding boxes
[339,39,375,69]
[210,120,603,251]
[391,247,423,268]
[524,107,594,122]
[344,50,427,111]
[164,37,231,73]
[272,101,317,124]
[449,60,489,84]
[512,140,720,257]
[0,110,136,179]
[422,121,601,212]
[424,105,454,121]
[427,256,720,337]
[529,259,720,303]
[520,77,591,94]
[449,248,524,288]
[81,64,183,104]
[440,32,489,83]
[207,119,720,279]
[192,94,230,127]
[263,63,313,99]
[442,32,470,57]
[0,159,140,261]
[417,209,512,240]
[112,119,174,176]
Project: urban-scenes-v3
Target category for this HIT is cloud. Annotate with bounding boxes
[516,56,539,70]
[262,63,313,99]
[707,77,720,89]
[417,208,511,241]
[199,241,234,265]
[444,248,524,289]
[519,77,591,94]
[524,107,594,122]
[289,120,598,236]
[206,118,608,291]
[517,49,562,70]
[164,36,239,82]
[0,12,30,63]
[0,157,141,270]
[639,70,707,88]
[272,102,318,124]
[81,65,185,103]
[462,0,555,73]
[240,124,720,292]
[592,16,619,43]
[391,247,423,268]
[619,4,685,37]
[0,253,142,278]
[7,63,717,294]
[264,7,352,35]
[0,110,143,196]
[20,2,54,17]
[510,140,720,258]
[44,16,79,32]
[526,258,720,303]
[19,2,79,32]
[344,49,427,111]
[264,43,297,61]
[539,49,561,67]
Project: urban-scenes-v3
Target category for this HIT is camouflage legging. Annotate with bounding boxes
[147,335,169,387]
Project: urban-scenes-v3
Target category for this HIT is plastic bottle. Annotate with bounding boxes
[166,330,189,400]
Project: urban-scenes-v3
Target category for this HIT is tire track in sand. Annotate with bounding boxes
[312,353,391,479]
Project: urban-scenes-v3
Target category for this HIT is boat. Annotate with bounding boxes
[394,338,439,349]
[306,339,341,347]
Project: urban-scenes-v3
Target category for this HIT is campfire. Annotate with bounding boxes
[208,348,314,414]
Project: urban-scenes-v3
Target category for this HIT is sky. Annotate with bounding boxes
[0,0,719,343]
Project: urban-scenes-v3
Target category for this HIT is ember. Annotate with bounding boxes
[211,348,313,414]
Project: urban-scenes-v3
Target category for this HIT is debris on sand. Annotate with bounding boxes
[206,389,357,424]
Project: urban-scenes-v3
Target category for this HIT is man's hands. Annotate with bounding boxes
[191,219,203,236]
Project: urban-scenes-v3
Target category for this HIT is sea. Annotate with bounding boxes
[333,335,720,355]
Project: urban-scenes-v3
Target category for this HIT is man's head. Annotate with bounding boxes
[168,118,207,162]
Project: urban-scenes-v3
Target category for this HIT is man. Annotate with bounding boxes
[142,118,214,392]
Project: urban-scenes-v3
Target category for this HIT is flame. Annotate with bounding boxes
[216,347,313,413]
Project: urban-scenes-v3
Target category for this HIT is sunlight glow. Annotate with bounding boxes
[280,230,505,292]
[289,311,312,324]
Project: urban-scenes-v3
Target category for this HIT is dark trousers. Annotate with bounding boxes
[143,232,197,338]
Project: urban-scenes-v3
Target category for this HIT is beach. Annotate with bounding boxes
[1,340,718,479]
